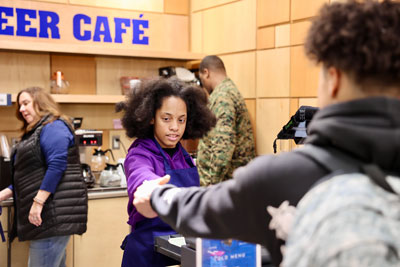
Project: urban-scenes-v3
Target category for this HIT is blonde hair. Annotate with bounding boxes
[16,87,72,133]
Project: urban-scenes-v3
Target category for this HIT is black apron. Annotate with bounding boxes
[121,140,199,267]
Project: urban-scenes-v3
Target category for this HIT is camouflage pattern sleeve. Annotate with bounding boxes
[283,174,400,267]
[197,95,236,186]
[197,78,255,186]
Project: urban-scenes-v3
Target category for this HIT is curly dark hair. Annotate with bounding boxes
[305,0,400,87]
[116,77,216,139]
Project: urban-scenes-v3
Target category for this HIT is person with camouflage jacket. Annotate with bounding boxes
[197,55,256,185]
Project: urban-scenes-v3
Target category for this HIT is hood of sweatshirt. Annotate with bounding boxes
[305,96,400,173]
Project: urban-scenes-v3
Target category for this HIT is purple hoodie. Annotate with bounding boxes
[124,138,194,227]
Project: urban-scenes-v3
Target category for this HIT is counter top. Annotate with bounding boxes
[87,186,128,200]
[1,186,128,207]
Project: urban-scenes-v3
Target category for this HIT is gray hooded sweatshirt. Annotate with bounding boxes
[150,96,400,266]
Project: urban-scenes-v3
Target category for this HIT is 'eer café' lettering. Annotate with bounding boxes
[0,6,149,45]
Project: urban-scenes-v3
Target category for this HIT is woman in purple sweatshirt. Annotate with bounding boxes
[116,77,216,267]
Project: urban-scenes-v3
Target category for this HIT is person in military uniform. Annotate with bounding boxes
[197,55,256,185]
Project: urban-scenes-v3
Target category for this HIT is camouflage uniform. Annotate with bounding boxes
[283,173,400,267]
[197,78,256,186]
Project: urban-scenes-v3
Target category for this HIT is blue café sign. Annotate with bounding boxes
[0,6,149,45]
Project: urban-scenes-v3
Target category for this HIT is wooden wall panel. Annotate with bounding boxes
[185,60,201,70]
[289,98,318,118]
[96,57,184,95]
[0,52,50,94]
[73,198,129,267]
[33,0,68,3]
[180,139,199,155]
[275,139,292,153]
[0,206,7,265]
[164,0,189,15]
[66,241,74,267]
[191,0,238,12]
[202,0,256,54]
[290,98,299,117]
[0,103,133,140]
[0,106,21,131]
[220,52,256,98]
[275,24,290,48]
[51,54,96,95]
[290,46,319,97]
[102,130,110,154]
[191,12,203,53]
[10,240,30,267]
[60,104,120,129]
[257,0,290,27]
[291,0,328,21]
[108,129,135,163]
[111,10,190,54]
[256,98,289,155]
[257,48,290,97]
[69,0,164,13]
[0,240,6,267]
[0,207,7,231]
[257,27,275,50]
[291,21,312,46]
[299,97,318,107]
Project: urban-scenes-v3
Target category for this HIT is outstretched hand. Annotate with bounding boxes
[133,175,170,218]
[267,200,296,241]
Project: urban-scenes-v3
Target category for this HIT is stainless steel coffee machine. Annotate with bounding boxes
[75,129,103,163]
[75,130,103,188]
[73,118,103,188]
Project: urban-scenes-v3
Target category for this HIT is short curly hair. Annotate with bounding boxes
[305,0,400,87]
[116,77,216,139]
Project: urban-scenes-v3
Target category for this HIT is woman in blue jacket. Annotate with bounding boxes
[0,87,87,267]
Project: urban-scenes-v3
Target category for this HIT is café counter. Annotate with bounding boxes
[0,187,129,267]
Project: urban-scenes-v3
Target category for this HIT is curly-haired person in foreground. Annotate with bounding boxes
[116,77,216,267]
[133,0,400,266]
